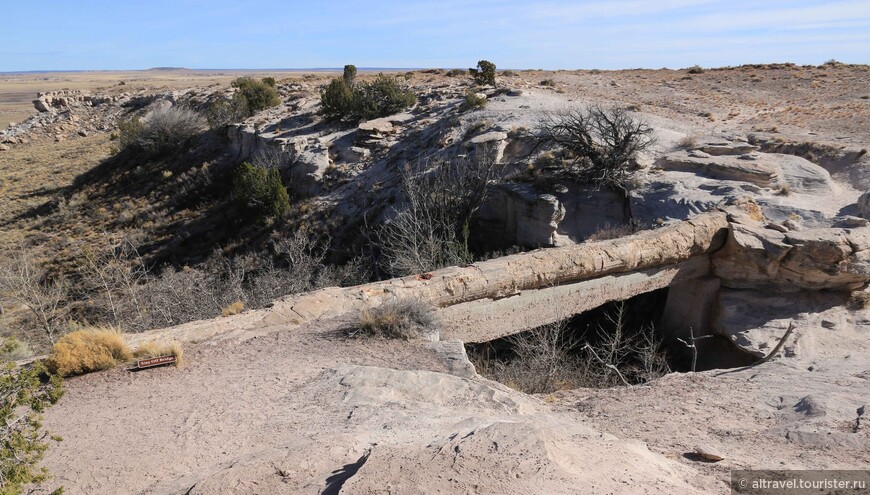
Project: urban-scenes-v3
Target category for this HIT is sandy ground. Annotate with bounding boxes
[41,318,449,494]
[39,317,714,495]
[40,304,869,495]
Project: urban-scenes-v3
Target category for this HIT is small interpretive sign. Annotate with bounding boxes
[136,355,177,369]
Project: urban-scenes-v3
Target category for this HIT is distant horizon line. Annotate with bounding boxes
[1,60,863,75]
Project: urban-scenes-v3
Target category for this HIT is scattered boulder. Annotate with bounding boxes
[697,140,759,156]
[32,89,117,113]
[793,395,827,418]
[286,142,330,197]
[358,118,394,137]
[778,154,835,194]
[655,150,834,194]
[692,445,724,462]
[33,99,51,113]
[656,151,780,187]
[858,191,870,219]
[468,131,508,163]
[338,145,372,163]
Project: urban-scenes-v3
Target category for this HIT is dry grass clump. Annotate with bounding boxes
[586,221,642,241]
[134,340,184,367]
[464,89,487,109]
[46,327,132,377]
[350,298,438,340]
[687,65,705,74]
[848,290,870,310]
[221,300,245,317]
[676,135,699,150]
[0,336,34,361]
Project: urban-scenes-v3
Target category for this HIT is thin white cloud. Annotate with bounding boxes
[674,0,870,32]
[522,0,717,20]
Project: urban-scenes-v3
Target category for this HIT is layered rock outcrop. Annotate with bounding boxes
[655,151,834,193]
[474,182,627,248]
[33,90,116,113]
[712,221,870,291]
[227,125,331,197]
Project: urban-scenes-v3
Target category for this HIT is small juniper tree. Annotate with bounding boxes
[320,77,356,121]
[231,77,281,114]
[0,338,64,495]
[320,68,415,121]
[232,162,290,224]
[352,74,417,121]
[469,60,497,86]
[342,64,357,86]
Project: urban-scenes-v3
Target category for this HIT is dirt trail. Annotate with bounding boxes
[43,316,718,495]
[43,319,448,494]
[41,303,870,494]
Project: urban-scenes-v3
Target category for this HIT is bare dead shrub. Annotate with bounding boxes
[471,302,670,393]
[471,320,580,394]
[314,255,371,288]
[73,235,149,328]
[584,303,669,387]
[126,231,362,329]
[250,146,290,170]
[538,106,654,189]
[134,106,206,154]
[350,298,438,340]
[135,253,263,329]
[537,106,654,217]
[0,246,67,344]
[377,155,505,277]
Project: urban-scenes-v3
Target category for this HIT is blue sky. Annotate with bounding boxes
[1,0,868,71]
